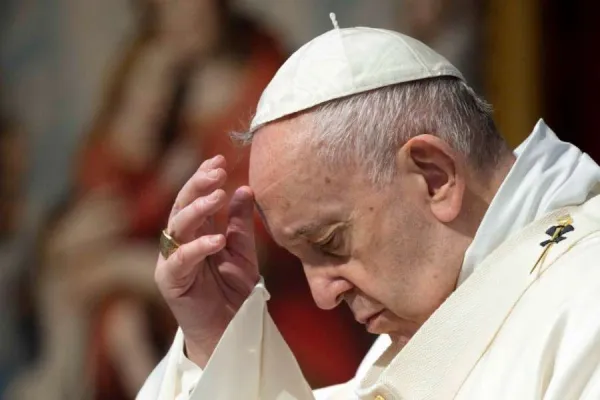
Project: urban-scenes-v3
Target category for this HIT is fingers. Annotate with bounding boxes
[168,189,227,240]
[170,155,227,217]
[156,234,226,295]
[225,186,258,264]
[199,154,226,173]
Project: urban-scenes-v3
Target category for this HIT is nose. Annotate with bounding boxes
[303,263,353,310]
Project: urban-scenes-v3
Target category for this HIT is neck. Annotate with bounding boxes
[480,153,516,204]
[461,153,517,239]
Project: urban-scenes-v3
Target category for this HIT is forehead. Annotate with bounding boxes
[249,119,360,238]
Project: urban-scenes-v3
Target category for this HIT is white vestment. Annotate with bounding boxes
[138,120,600,400]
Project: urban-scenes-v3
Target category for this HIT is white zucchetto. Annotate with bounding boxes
[250,20,464,130]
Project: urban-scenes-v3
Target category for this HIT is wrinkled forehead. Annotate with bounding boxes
[249,120,309,188]
[249,119,355,239]
[250,121,320,203]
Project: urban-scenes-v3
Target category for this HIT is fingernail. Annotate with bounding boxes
[207,190,220,203]
[207,169,219,179]
[209,235,222,244]
[209,155,222,166]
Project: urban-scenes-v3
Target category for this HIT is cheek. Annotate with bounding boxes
[353,206,411,274]
[349,227,403,301]
[351,206,438,313]
[353,245,409,300]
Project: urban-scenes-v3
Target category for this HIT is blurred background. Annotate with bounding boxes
[0,0,599,399]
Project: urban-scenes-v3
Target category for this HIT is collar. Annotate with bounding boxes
[457,119,600,285]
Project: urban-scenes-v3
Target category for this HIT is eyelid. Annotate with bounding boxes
[316,232,336,247]
[316,231,343,255]
[314,225,339,245]
[313,222,345,243]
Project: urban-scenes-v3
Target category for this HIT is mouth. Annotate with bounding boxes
[365,311,385,333]
[356,310,385,326]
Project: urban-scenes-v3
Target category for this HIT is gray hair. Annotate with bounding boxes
[233,77,508,184]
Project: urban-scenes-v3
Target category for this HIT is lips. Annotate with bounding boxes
[356,309,384,325]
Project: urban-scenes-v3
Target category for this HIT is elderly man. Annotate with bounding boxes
[138,23,600,400]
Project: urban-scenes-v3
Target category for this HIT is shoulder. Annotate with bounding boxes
[553,233,600,323]
[544,232,600,296]
[527,232,600,354]
[484,234,600,397]
[502,232,600,346]
[540,238,600,398]
[517,232,600,325]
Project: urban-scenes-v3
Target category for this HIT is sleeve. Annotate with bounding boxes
[137,280,318,400]
[176,352,203,400]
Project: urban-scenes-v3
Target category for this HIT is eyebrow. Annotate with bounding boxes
[255,205,324,241]
[292,223,323,239]
[254,198,344,243]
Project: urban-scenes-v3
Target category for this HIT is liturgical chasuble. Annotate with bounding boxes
[138,116,600,399]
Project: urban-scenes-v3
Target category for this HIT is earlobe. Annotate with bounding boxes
[430,179,463,223]
[404,135,465,223]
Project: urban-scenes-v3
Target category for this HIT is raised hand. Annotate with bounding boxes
[154,155,259,367]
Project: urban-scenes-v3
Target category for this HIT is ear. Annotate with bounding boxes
[401,135,465,223]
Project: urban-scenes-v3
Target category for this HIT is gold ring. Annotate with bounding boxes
[160,230,181,259]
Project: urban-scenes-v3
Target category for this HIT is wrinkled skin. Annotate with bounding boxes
[248,119,501,341]
[154,117,513,366]
[155,155,259,367]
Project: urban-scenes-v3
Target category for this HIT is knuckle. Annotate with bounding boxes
[171,201,182,214]
[189,168,227,192]
[191,173,209,188]
[193,198,206,213]
[167,215,176,233]
[207,168,226,181]
[168,206,180,224]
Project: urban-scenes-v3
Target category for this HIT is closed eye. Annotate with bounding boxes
[315,233,343,256]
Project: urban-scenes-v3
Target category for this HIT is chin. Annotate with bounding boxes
[368,311,420,338]
[366,311,398,335]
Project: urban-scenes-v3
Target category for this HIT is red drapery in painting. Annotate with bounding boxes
[81,23,371,399]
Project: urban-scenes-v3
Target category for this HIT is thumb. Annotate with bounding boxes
[226,186,258,265]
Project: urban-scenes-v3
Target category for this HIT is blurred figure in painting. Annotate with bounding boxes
[7,2,370,399]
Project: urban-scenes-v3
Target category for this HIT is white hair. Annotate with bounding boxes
[233,77,508,184]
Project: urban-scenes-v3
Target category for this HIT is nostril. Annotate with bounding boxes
[306,273,353,310]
